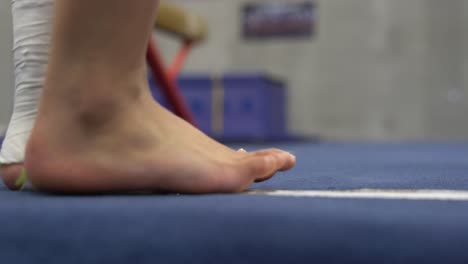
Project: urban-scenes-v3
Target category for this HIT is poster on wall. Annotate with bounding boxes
[242,1,317,39]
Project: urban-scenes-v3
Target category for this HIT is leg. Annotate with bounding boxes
[1,0,53,190]
[25,0,296,194]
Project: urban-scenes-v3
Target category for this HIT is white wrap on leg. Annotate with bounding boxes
[0,0,53,165]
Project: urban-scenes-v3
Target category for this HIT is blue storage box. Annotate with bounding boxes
[222,73,287,140]
[148,73,288,141]
[149,76,213,135]
[176,76,214,135]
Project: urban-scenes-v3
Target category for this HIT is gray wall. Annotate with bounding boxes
[421,0,467,139]
[0,0,14,134]
[159,0,468,140]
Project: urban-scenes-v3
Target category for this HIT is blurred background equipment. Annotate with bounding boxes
[150,1,297,142]
[150,72,290,142]
[147,1,209,126]
[154,1,207,79]
[242,1,316,39]
[153,0,468,141]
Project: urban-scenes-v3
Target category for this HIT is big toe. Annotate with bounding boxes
[241,150,295,183]
[249,148,296,171]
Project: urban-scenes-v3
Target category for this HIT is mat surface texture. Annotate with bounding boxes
[1,142,468,263]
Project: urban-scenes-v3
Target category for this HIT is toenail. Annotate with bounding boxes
[282,152,295,162]
[288,153,296,162]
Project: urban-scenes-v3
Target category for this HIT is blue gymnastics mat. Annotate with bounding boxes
[1,142,468,264]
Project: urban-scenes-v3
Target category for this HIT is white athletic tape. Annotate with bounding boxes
[248,189,468,201]
[0,0,53,165]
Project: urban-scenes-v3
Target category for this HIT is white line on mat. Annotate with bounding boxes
[247,189,468,201]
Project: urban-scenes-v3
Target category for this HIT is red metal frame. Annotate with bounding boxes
[168,40,193,81]
[146,38,197,127]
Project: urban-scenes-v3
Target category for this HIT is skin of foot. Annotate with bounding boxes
[0,148,255,191]
[0,164,23,190]
[19,0,296,194]
[23,73,295,194]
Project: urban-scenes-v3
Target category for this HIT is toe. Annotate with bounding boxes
[241,149,296,183]
[241,154,277,183]
[249,148,296,171]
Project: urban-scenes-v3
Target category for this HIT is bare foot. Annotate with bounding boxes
[25,81,296,194]
[0,164,23,190]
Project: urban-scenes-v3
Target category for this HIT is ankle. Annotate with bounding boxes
[40,67,151,126]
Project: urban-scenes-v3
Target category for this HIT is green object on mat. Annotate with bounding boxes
[15,168,27,188]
